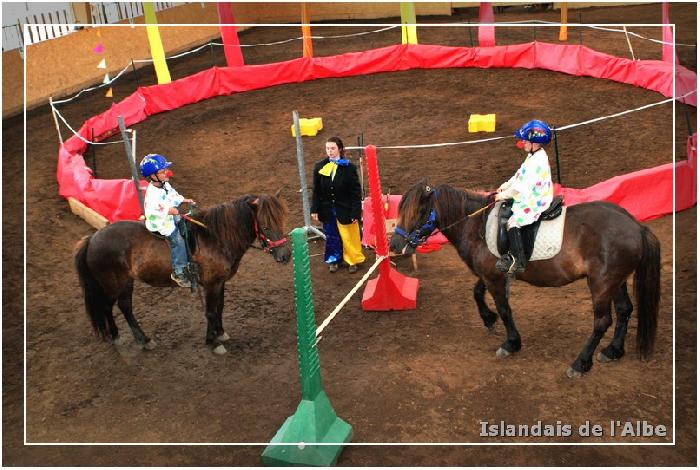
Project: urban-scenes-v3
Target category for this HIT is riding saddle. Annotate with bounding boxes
[486,195,566,262]
[145,218,198,255]
[145,219,201,289]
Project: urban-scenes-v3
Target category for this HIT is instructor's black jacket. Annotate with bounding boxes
[310,157,362,225]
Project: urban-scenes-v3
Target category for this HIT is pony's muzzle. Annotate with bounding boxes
[389,233,414,256]
[274,246,292,264]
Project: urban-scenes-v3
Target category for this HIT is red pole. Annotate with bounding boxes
[362,145,418,311]
[365,146,390,276]
[217,2,244,67]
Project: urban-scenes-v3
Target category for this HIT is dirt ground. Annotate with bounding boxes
[3,3,697,466]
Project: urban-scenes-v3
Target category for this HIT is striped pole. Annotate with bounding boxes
[361,146,418,311]
[262,228,351,466]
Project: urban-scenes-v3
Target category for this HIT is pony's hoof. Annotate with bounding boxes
[596,352,613,363]
[143,339,157,350]
[112,336,125,346]
[213,344,227,355]
[495,347,511,358]
[566,367,583,378]
[217,332,230,342]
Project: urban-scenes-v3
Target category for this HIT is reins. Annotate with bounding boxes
[181,213,207,228]
[437,200,496,232]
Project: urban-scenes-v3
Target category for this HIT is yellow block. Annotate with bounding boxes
[468,114,496,133]
[291,117,323,137]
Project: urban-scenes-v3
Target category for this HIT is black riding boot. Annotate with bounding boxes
[496,227,527,274]
[507,227,527,273]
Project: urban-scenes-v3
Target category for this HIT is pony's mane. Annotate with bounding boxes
[399,181,489,228]
[434,184,489,224]
[192,194,288,260]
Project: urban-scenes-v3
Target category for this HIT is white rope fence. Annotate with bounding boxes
[51,105,135,145]
[347,89,697,151]
[51,25,399,106]
[52,21,694,107]
[210,25,400,48]
[315,254,387,344]
[51,61,133,105]
[494,20,696,47]
[52,80,696,149]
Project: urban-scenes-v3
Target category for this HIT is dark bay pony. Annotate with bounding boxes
[390,181,660,377]
[74,194,291,354]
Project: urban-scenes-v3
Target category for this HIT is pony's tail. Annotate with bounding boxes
[634,226,660,359]
[74,235,112,340]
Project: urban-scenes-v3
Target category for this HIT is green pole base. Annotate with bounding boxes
[261,391,352,467]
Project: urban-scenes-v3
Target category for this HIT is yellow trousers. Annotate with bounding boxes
[337,220,366,266]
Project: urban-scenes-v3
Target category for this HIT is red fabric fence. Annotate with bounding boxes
[57,42,696,223]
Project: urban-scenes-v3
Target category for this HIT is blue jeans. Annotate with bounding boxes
[323,208,343,265]
[167,228,188,274]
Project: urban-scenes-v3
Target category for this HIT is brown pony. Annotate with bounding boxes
[74,194,291,354]
[390,181,660,377]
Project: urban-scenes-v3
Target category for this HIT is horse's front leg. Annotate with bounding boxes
[204,280,227,355]
[474,278,498,331]
[485,277,522,358]
[215,281,230,342]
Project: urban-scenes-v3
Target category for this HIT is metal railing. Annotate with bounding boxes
[90,2,178,24]
[3,7,76,51]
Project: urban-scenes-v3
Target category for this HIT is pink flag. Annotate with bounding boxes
[217,3,244,67]
[92,43,104,54]
[478,2,495,47]
[661,2,679,64]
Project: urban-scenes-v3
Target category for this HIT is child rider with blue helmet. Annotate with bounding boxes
[495,120,554,274]
[139,153,196,288]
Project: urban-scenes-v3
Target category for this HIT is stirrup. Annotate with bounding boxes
[170,272,192,288]
[495,254,515,273]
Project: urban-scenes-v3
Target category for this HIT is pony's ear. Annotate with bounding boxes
[417,177,430,194]
[417,178,431,198]
[249,198,259,207]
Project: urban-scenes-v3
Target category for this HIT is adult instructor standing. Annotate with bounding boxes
[311,136,366,273]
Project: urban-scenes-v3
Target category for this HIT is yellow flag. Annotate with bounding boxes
[143,2,171,84]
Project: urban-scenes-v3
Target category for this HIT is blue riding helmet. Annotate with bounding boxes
[514,120,552,144]
[139,154,172,178]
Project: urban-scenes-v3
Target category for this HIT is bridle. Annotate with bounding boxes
[394,189,439,249]
[253,219,288,253]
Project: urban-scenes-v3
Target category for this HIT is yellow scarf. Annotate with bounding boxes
[319,161,338,179]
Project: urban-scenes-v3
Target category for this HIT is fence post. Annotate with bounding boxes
[261,228,351,466]
[117,116,145,215]
[48,97,63,144]
[552,126,562,185]
[293,110,325,240]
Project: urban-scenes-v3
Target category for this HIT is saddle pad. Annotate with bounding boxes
[486,202,567,261]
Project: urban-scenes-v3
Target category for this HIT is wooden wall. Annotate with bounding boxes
[4,2,451,117]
